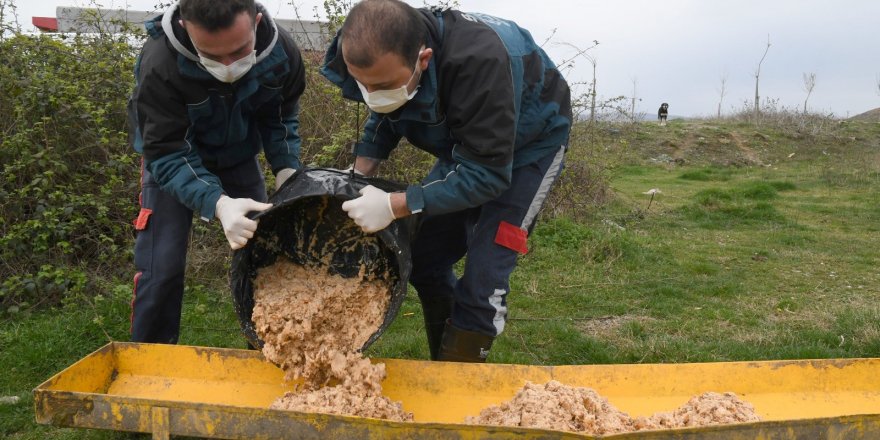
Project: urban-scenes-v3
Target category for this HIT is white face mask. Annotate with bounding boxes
[193,25,257,83]
[355,53,422,113]
[198,50,256,83]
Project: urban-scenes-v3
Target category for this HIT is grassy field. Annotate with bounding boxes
[2,119,880,438]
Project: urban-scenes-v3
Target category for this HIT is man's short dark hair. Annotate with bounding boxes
[341,0,426,68]
[179,0,257,32]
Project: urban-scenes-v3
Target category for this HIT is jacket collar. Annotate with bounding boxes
[160,2,279,63]
[149,2,286,82]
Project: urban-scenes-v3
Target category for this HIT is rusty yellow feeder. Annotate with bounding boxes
[34,342,880,439]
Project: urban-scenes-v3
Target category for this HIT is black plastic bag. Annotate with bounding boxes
[229,168,417,351]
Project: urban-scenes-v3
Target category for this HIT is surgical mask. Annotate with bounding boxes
[355,54,422,113]
[193,25,257,83]
[198,50,256,83]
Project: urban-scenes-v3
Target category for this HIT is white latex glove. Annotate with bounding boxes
[215,195,273,250]
[341,185,395,233]
[274,168,296,191]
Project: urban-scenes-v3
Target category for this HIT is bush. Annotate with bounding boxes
[726,97,843,137]
[296,51,362,169]
[541,120,623,221]
[0,32,139,311]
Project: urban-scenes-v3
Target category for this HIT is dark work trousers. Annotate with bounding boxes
[409,146,566,337]
[131,156,267,343]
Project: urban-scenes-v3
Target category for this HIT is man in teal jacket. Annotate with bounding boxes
[322,0,571,362]
[128,0,305,343]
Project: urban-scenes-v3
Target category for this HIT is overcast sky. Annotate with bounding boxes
[13,0,880,117]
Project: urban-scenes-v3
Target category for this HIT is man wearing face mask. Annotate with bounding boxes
[322,0,571,362]
[127,0,305,343]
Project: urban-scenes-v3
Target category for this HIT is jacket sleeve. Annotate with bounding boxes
[258,34,306,174]
[405,150,511,216]
[353,111,402,160]
[133,44,223,221]
[406,22,517,216]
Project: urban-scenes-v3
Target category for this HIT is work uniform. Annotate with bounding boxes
[128,3,305,343]
[321,8,571,360]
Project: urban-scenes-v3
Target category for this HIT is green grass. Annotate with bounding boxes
[5,120,880,438]
[0,279,248,439]
[529,158,880,364]
[678,167,734,182]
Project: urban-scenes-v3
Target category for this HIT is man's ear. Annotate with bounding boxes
[179,19,185,29]
[419,47,433,71]
[255,12,263,27]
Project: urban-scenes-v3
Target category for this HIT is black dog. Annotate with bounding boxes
[658,103,669,125]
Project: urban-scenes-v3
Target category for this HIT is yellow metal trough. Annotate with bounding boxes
[34,342,880,439]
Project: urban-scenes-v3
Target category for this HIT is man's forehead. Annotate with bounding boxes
[186,12,257,55]
[342,43,409,69]
[184,11,255,34]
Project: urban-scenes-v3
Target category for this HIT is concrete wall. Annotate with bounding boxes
[55,7,328,52]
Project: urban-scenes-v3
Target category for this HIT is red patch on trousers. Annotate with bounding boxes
[133,208,152,230]
[495,221,528,254]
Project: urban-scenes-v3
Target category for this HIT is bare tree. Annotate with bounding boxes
[802,72,816,114]
[716,73,728,119]
[0,0,21,39]
[555,41,600,123]
[630,77,639,123]
[753,35,771,123]
[554,40,600,73]
[586,54,598,123]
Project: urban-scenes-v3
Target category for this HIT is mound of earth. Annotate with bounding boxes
[848,107,880,122]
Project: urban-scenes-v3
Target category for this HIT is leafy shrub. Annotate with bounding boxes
[297,51,363,168]
[0,32,139,311]
[540,121,620,222]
